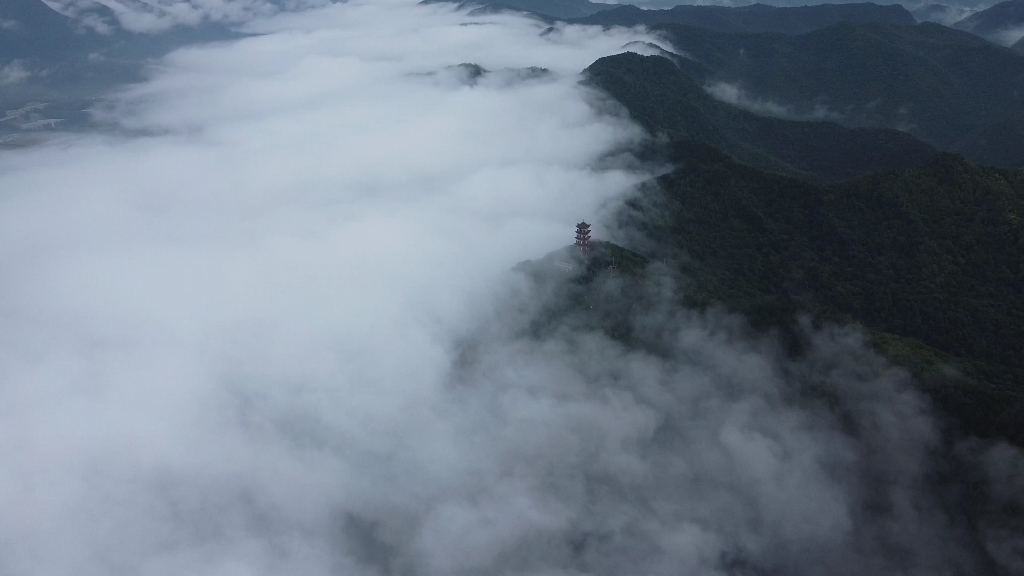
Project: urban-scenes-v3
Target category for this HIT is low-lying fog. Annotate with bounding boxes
[0,1,1021,576]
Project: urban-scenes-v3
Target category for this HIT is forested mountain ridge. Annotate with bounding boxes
[954,0,1024,45]
[648,21,1024,169]
[570,2,916,34]
[610,144,1024,446]
[584,52,938,182]
[580,43,1024,447]
[421,0,917,34]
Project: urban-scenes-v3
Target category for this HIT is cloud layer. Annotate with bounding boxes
[0,2,659,574]
[704,80,842,121]
[1,1,1022,575]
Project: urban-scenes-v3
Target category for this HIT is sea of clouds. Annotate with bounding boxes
[0,2,650,573]
[40,0,1003,33]
[1,1,1023,575]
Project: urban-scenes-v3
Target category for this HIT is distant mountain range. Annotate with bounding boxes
[424,0,1024,54]
[0,0,241,59]
[0,0,112,58]
[571,2,916,34]
[584,52,937,182]
[0,0,243,141]
[645,21,1024,168]
[423,0,923,33]
[953,0,1024,45]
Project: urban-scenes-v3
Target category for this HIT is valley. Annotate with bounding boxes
[2,0,1024,573]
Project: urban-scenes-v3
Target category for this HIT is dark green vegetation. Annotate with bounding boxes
[584,52,937,182]
[419,0,614,20]
[954,0,1024,44]
[612,143,1024,446]
[514,239,1023,576]
[648,21,1024,169]
[582,45,1024,447]
[571,2,916,34]
[512,241,658,346]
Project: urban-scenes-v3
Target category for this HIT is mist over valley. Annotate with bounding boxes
[1,0,1023,575]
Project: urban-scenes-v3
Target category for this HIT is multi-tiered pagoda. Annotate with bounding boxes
[575,221,592,258]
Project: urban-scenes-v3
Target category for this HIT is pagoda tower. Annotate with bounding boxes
[575,221,592,258]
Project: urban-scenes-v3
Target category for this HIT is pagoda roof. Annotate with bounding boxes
[576,221,590,228]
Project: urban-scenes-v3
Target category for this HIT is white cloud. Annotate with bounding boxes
[992,25,1024,47]
[705,80,842,121]
[0,2,658,573]
[0,1,1017,574]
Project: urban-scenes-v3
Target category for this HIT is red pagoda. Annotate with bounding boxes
[575,221,592,258]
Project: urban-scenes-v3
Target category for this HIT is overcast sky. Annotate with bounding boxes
[1,1,1022,575]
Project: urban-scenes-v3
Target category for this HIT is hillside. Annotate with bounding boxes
[583,52,937,182]
[954,0,1024,45]
[650,21,1024,169]
[612,144,1024,446]
[571,2,916,34]
[584,52,1024,442]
